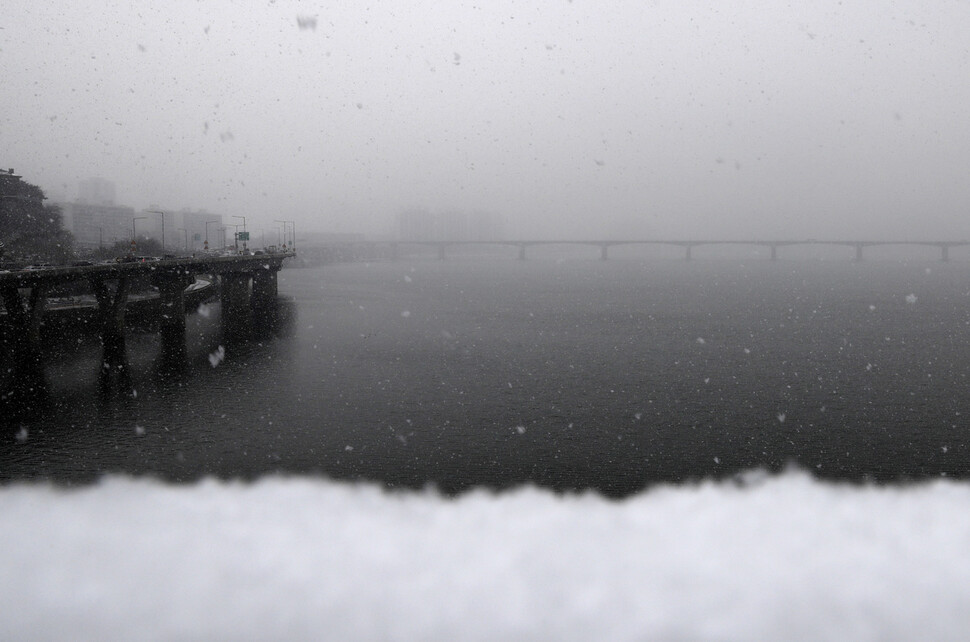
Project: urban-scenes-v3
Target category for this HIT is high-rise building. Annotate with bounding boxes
[77,177,116,205]
[468,210,505,242]
[397,209,435,241]
[57,178,131,249]
[178,209,222,251]
[396,208,504,241]
[61,202,135,249]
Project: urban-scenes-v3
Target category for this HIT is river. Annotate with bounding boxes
[3,253,970,496]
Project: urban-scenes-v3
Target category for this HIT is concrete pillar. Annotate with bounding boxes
[251,267,280,337]
[942,245,950,262]
[518,245,527,261]
[153,270,195,374]
[221,272,252,341]
[854,243,864,262]
[252,267,278,309]
[770,245,778,261]
[600,244,609,261]
[90,276,132,397]
[0,285,48,409]
[26,285,48,346]
[685,245,693,261]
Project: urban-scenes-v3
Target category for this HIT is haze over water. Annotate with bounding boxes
[4,255,970,496]
[4,1,970,241]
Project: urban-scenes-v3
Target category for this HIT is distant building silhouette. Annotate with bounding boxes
[77,177,116,205]
[61,202,134,249]
[396,208,504,241]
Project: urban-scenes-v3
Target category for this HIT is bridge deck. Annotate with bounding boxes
[0,252,295,288]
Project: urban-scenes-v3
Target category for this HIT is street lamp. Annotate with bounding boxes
[274,219,295,251]
[132,216,147,255]
[231,224,241,252]
[273,220,287,249]
[145,209,165,252]
[204,219,219,251]
[232,215,247,252]
[178,227,188,251]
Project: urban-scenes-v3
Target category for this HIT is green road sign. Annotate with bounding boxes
[237,232,250,241]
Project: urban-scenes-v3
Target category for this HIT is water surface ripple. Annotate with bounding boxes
[3,258,970,496]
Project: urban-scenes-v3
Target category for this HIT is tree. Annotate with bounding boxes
[102,236,166,259]
[0,172,74,264]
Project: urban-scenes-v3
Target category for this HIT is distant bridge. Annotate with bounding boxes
[298,239,970,263]
[1,252,294,409]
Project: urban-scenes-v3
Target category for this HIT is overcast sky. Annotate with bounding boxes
[2,1,969,239]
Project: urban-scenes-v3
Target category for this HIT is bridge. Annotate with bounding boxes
[381,240,970,262]
[288,239,970,264]
[1,251,294,409]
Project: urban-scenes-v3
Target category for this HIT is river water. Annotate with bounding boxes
[4,252,970,496]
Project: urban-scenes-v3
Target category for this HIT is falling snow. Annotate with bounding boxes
[208,345,226,368]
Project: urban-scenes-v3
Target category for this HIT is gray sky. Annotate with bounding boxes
[2,1,969,239]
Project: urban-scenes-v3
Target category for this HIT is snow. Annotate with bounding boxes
[207,345,226,368]
[3,472,970,640]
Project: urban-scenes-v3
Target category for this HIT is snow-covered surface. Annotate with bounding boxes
[3,472,970,640]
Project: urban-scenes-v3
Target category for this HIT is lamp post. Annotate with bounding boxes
[232,215,247,252]
[204,219,219,252]
[178,228,188,251]
[145,209,165,252]
[273,220,286,249]
[231,224,241,252]
[274,219,295,250]
[132,216,147,255]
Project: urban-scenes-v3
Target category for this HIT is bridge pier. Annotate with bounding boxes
[942,245,950,262]
[221,272,252,342]
[854,243,864,262]
[90,276,132,397]
[252,267,278,310]
[600,245,609,261]
[685,245,693,261]
[518,245,526,261]
[770,245,778,261]
[0,284,49,410]
[153,270,195,375]
[251,266,280,336]
[437,244,446,261]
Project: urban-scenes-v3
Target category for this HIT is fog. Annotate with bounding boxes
[3,1,969,241]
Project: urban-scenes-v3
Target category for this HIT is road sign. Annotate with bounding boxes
[238,232,250,241]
